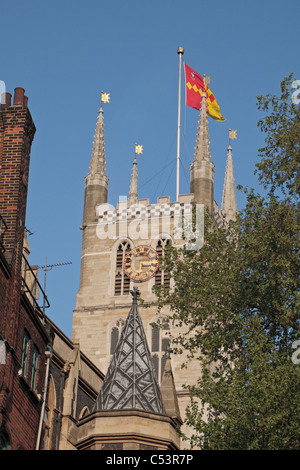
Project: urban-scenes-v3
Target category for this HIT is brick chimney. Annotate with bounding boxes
[0,87,36,274]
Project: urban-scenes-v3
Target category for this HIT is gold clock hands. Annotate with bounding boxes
[139,260,152,274]
[124,246,159,281]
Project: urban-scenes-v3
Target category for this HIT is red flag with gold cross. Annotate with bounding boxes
[184,63,226,121]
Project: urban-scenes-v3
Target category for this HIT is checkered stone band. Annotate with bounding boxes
[96,203,187,225]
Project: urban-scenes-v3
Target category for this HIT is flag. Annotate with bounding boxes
[184,63,226,121]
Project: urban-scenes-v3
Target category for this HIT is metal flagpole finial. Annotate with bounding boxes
[177,46,184,55]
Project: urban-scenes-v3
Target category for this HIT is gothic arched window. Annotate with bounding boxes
[155,238,171,289]
[114,241,131,296]
[150,317,170,383]
[110,319,125,355]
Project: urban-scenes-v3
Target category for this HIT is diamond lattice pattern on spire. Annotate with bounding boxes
[93,288,166,414]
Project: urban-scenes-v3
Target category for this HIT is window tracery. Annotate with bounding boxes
[114,241,131,296]
[150,316,170,383]
[110,318,125,355]
[154,238,171,288]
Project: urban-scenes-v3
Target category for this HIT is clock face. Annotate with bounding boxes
[123,245,159,282]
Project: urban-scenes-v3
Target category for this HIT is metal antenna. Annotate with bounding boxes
[38,258,72,315]
[25,226,34,236]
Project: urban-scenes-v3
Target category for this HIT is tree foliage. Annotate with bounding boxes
[153,74,300,449]
[256,72,300,199]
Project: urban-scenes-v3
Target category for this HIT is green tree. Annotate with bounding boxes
[256,72,300,199]
[153,74,300,449]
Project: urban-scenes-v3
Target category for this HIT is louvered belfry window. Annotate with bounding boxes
[114,241,131,295]
[154,238,171,288]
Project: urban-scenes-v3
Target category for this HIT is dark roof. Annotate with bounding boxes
[93,286,166,414]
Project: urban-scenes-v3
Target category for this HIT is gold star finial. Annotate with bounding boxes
[204,74,211,86]
[135,143,143,155]
[229,129,237,141]
[101,91,110,104]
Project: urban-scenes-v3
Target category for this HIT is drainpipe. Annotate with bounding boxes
[55,363,69,450]
[36,347,52,450]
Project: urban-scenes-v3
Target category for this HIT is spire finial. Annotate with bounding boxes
[100,90,110,107]
[229,128,237,147]
[204,74,211,86]
[130,284,140,302]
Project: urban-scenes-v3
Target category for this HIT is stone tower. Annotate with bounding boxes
[72,93,237,445]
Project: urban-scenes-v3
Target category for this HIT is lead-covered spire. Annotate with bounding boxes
[93,286,166,414]
[221,143,237,221]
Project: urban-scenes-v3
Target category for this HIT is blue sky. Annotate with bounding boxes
[1,0,299,337]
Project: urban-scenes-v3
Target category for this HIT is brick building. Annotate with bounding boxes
[0,88,105,450]
[0,87,52,450]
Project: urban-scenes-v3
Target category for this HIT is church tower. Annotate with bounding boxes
[72,87,237,446]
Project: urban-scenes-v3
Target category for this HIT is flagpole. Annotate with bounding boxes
[176,46,184,202]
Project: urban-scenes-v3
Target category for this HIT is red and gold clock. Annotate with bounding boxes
[123,245,159,282]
